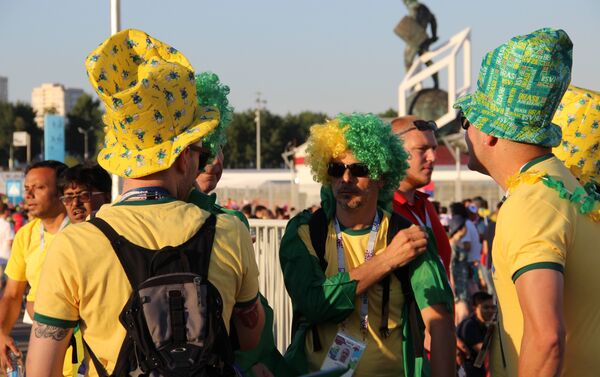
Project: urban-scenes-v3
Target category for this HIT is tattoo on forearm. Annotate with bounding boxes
[234,301,260,329]
[33,322,69,341]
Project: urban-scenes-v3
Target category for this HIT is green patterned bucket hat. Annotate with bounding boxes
[454,28,573,147]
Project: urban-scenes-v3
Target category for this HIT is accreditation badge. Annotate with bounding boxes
[320,332,366,377]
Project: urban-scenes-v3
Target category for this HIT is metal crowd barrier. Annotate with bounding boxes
[248,219,293,354]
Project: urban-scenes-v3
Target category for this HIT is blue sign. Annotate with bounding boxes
[6,179,23,205]
[44,114,65,162]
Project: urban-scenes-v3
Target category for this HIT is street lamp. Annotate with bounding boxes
[77,126,93,161]
[255,92,267,170]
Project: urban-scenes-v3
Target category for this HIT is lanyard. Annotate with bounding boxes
[408,202,432,229]
[40,217,70,251]
[334,210,381,332]
[119,186,173,203]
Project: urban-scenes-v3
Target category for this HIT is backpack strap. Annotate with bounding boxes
[83,338,110,377]
[88,217,139,289]
[378,212,413,338]
[306,208,329,351]
[389,213,425,357]
[197,214,217,280]
[308,208,329,271]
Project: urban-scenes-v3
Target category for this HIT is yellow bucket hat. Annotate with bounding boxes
[552,85,600,186]
[86,29,220,178]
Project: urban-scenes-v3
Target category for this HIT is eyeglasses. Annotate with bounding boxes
[327,162,370,178]
[188,144,212,171]
[458,111,470,130]
[60,191,104,205]
[396,120,438,135]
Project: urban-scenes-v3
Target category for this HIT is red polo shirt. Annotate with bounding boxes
[392,190,451,276]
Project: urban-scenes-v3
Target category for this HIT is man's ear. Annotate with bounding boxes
[174,147,191,174]
[484,134,499,146]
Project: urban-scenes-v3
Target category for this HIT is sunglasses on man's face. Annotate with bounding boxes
[188,144,212,171]
[60,191,104,205]
[327,162,370,178]
[458,112,470,130]
[397,120,438,135]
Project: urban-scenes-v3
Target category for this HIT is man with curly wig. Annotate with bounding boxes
[187,72,291,377]
[187,71,249,228]
[280,113,455,377]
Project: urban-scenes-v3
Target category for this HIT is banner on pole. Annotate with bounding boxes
[44,115,65,162]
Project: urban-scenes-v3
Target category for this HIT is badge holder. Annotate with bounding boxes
[321,332,366,377]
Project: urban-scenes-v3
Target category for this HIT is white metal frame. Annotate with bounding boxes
[398,28,472,128]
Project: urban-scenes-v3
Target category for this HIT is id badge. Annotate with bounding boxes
[321,332,366,377]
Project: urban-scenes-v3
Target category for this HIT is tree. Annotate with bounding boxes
[0,102,40,168]
[13,103,41,164]
[66,93,103,161]
[223,110,327,168]
[378,108,398,118]
[224,110,257,168]
[0,102,14,167]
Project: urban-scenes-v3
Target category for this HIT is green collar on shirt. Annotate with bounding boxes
[520,153,554,173]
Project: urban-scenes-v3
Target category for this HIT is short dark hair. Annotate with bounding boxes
[58,163,112,194]
[25,160,68,177]
[450,202,468,217]
[472,291,493,307]
[472,196,488,209]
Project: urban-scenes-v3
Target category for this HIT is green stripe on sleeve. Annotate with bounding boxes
[512,262,564,283]
[33,313,79,328]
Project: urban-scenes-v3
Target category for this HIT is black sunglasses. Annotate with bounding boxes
[327,162,370,178]
[188,144,212,171]
[458,112,470,130]
[397,120,438,135]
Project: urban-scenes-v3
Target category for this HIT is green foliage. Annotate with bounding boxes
[378,108,397,118]
[65,93,103,161]
[223,110,327,168]
[0,102,40,168]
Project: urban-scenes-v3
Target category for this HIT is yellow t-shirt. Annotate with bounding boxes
[5,217,57,302]
[490,156,600,377]
[34,199,259,375]
[4,217,80,376]
[298,211,405,377]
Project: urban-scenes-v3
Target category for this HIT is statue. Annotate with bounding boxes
[394,0,439,89]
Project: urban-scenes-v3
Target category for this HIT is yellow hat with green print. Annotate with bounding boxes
[85,29,220,178]
[552,85,600,186]
[454,28,572,147]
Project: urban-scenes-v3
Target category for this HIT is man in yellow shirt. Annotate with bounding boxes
[27,29,265,377]
[58,163,112,223]
[455,28,600,376]
[280,113,455,377]
[0,160,67,370]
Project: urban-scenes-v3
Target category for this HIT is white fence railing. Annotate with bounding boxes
[249,219,293,354]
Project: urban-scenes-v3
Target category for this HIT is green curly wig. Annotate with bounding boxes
[195,72,234,159]
[306,112,409,204]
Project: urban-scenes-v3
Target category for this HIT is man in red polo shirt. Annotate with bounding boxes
[391,116,451,275]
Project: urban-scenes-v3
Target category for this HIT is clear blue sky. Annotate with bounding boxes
[1,0,598,116]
